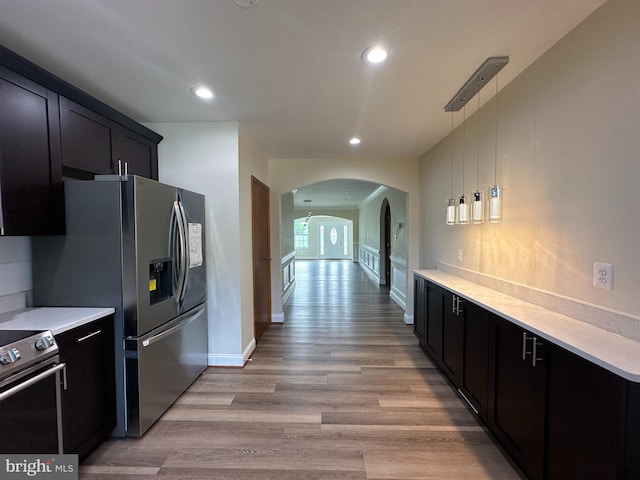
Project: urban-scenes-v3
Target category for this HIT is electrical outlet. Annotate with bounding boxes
[457,249,463,262]
[593,262,613,290]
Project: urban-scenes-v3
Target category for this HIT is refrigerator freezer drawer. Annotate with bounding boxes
[124,304,207,437]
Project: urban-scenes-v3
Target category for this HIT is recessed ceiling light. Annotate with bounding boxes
[362,46,388,64]
[192,86,215,100]
[349,137,361,145]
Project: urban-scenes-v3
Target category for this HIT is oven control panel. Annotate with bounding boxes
[0,331,58,379]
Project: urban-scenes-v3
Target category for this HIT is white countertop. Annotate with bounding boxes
[0,307,115,336]
[415,269,640,382]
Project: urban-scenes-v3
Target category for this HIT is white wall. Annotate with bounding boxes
[358,187,409,312]
[419,0,640,322]
[146,121,248,366]
[238,124,269,352]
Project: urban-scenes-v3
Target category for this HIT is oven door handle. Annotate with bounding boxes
[0,363,66,402]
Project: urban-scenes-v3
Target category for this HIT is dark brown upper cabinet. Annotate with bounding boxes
[1,45,162,235]
[59,97,159,179]
[0,65,64,236]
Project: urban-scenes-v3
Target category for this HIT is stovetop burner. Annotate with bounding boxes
[0,330,59,381]
[0,330,43,345]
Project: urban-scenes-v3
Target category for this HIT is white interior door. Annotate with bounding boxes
[319,221,350,259]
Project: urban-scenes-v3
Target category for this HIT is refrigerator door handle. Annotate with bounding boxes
[169,203,178,298]
[178,200,190,303]
[141,305,205,347]
[172,201,187,303]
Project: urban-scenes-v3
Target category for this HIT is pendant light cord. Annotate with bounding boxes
[494,71,499,185]
[462,104,466,193]
[476,77,481,190]
[450,111,454,197]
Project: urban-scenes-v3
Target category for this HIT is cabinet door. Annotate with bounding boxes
[0,66,63,235]
[58,315,116,460]
[413,277,427,344]
[545,343,626,480]
[59,96,116,176]
[489,315,546,480]
[115,127,158,179]
[441,290,464,384]
[424,282,443,365]
[460,301,490,420]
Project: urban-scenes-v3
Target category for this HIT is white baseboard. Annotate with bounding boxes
[389,286,406,311]
[272,312,285,324]
[207,338,256,367]
[403,313,414,325]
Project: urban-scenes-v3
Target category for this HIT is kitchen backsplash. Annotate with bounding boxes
[0,236,32,313]
[438,262,640,343]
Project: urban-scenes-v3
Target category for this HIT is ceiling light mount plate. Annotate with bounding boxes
[445,56,509,112]
[232,0,258,8]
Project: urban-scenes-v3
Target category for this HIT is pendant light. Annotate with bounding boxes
[489,69,503,223]
[472,75,484,224]
[457,105,470,224]
[446,111,457,225]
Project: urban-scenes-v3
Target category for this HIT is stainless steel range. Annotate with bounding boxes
[0,330,65,454]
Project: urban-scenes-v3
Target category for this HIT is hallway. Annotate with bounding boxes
[80,260,519,479]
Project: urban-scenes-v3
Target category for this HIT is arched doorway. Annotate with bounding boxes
[379,198,391,287]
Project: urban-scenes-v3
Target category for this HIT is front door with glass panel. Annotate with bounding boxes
[319,221,350,259]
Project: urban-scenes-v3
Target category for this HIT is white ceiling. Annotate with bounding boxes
[293,179,385,210]
[0,0,605,206]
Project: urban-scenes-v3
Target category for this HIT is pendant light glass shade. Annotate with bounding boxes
[472,190,484,224]
[458,194,470,224]
[489,185,503,222]
[446,197,457,225]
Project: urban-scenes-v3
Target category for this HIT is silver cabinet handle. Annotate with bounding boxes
[77,330,102,343]
[452,295,457,314]
[532,337,544,367]
[456,296,463,315]
[522,332,532,360]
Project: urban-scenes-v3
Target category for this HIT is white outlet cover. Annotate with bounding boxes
[593,262,613,290]
[457,249,463,262]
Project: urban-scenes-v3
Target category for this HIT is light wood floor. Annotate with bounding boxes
[80,260,521,479]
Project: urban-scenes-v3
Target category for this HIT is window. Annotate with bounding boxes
[295,221,309,249]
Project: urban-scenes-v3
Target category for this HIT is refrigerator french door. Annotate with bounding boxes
[32,175,208,437]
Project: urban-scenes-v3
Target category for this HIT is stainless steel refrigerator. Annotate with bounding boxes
[32,175,208,437]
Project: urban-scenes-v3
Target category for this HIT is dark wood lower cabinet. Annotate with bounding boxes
[414,274,640,480]
[57,315,116,461]
[424,282,443,364]
[489,315,546,480]
[441,290,463,384]
[413,277,426,345]
[545,343,626,480]
[460,301,489,420]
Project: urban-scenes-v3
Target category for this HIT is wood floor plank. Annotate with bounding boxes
[81,260,519,480]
